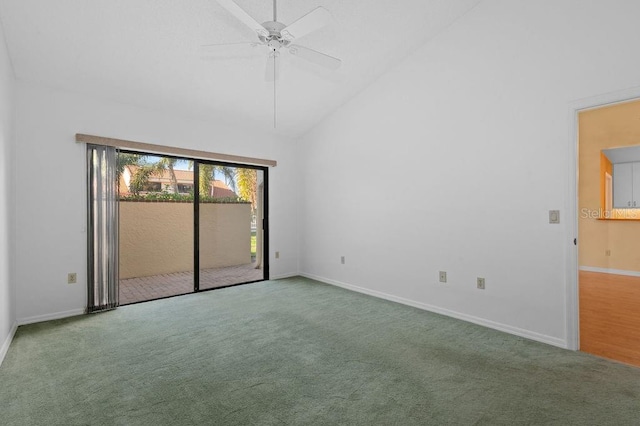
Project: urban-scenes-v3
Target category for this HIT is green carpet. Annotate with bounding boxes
[1,277,639,425]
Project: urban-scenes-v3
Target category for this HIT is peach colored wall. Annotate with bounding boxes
[199,203,252,270]
[579,99,640,271]
[119,202,251,279]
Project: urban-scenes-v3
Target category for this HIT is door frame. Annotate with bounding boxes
[567,87,640,350]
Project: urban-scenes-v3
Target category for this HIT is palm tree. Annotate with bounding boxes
[154,157,179,193]
[188,162,236,197]
[116,153,143,178]
[236,168,257,210]
[198,163,215,196]
[117,152,148,196]
[118,155,182,195]
[217,166,237,193]
[129,166,156,195]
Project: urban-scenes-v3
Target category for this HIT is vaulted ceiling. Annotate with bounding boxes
[0,0,481,137]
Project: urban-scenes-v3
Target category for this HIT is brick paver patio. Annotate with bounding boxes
[119,263,264,305]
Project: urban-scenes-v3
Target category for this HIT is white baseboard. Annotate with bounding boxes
[579,266,640,277]
[270,272,299,280]
[17,308,85,326]
[300,273,568,350]
[0,321,18,367]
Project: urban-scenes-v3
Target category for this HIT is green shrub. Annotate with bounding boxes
[119,192,250,204]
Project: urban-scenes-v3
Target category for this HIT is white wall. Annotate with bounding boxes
[0,20,16,363]
[268,128,300,278]
[14,83,299,323]
[297,0,640,348]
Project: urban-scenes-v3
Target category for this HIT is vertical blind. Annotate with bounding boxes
[87,144,119,312]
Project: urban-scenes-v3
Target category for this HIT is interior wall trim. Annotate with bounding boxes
[579,266,640,278]
[16,308,85,326]
[0,322,17,367]
[76,133,277,167]
[271,272,299,280]
[300,273,568,349]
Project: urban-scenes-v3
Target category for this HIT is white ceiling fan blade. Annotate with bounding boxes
[265,52,280,82]
[200,42,262,59]
[288,45,341,70]
[281,7,332,41]
[217,0,269,38]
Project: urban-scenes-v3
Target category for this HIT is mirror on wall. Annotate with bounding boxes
[602,145,640,214]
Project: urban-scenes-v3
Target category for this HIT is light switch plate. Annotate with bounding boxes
[549,210,560,224]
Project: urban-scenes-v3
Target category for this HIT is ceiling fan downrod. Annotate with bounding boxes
[272,0,278,128]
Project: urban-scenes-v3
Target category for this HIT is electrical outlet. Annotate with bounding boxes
[477,277,485,290]
[549,210,560,224]
[275,251,280,259]
[68,273,77,284]
[439,271,447,283]
[341,256,345,264]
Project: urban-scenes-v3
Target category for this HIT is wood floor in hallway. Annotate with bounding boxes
[579,270,640,367]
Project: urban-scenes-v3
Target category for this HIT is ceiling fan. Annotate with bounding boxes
[202,0,342,126]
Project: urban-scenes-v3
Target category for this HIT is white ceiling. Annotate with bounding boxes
[603,146,640,164]
[0,0,481,137]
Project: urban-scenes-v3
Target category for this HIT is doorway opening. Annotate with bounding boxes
[117,151,268,305]
[577,98,640,367]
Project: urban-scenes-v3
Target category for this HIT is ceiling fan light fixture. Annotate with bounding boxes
[266,38,283,51]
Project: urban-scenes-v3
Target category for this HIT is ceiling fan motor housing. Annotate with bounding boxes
[260,21,290,51]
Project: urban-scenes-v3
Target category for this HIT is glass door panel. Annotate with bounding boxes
[118,153,194,304]
[198,163,265,290]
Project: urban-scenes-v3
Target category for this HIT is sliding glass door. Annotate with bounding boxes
[197,163,267,290]
[115,151,268,305]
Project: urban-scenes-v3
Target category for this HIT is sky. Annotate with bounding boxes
[145,156,234,183]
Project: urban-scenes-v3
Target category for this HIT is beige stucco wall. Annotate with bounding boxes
[578,99,640,271]
[119,202,251,279]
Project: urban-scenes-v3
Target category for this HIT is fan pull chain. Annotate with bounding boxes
[273,59,277,128]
